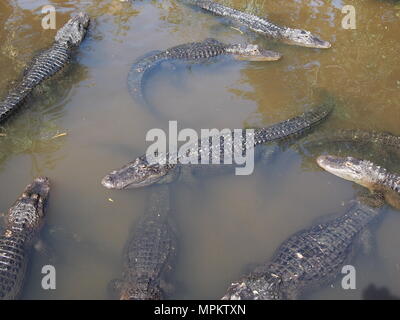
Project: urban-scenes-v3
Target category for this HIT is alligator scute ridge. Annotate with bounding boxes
[101,100,334,189]
[110,185,177,300]
[127,38,281,109]
[0,12,90,124]
[222,197,385,300]
[0,177,50,300]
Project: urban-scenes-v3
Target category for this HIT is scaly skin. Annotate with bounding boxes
[111,185,177,300]
[127,38,281,108]
[101,101,334,189]
[182,0,331,48]
[0,12,90,124]
[0,177,50,300]
[222,197,385,300]
[317,155,400,209]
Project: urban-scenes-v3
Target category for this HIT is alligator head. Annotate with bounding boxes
[101,155,176,189]
[231,44,282,61]
[282,28,331,49]
[7,177,50,230]
[317,155,381,189]
[55,12,90,47]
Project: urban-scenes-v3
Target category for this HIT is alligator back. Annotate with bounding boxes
[176,100,334,165]
[184,0,282,38]
[0,13,89,124]
[223,199,385,300]
[0,44,72,123]
[115,185,177,299]
[0,177,50,300]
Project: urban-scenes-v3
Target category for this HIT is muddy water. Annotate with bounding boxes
[0,0,399,299]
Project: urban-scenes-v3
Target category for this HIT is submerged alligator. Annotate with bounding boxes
[101,100,334,189]
[302,129,400,150]
[182,0,331,48]
[317,155,400,209]
[0,177,50,300]
[110,185,177,300]
[222,195,385,300]
[0,12,90,124]
[128,38,281,108]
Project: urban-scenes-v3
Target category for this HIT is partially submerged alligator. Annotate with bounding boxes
[128,38,281,108]
[222,196,385,300]
[0,177,50,300]
[182,0,331,48]
[317,155,400,209]
[0,12,90,124]
[101,101,333,189]
[110,185,177,300]
[302,129,400,149]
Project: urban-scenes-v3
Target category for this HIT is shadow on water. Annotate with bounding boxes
[362,284,400,300]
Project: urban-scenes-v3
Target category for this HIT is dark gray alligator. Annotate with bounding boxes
[317,155,400,210]
[0,177,50,300]
[182,0,331,48]
[101,100,334,189]
[0,12,90,124]
[110,185,177,300]
[128,38,281,108]
[222,195,385,300]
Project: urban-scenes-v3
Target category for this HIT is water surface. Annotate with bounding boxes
[0,0,399,299]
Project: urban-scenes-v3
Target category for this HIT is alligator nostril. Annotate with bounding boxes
[101,175,114,187]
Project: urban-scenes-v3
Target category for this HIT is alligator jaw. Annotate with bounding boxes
[282,28,331,49]
[316,155,374,189]
[233,46,282,61]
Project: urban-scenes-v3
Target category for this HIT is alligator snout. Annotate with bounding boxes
[101,174,118,189]
[24,177,51,199]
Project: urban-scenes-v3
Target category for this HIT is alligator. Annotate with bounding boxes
[110,185,177,300]
[128,38,281,108]
[181,0,331,48]
[317,155,400,209]
[101,100,334,189]
[222,195,385,300]
[0,177,50,300]
[0,12,90,124]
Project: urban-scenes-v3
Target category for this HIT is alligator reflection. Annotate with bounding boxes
[0,62,89,174]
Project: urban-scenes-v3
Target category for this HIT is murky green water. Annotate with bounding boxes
[0,0,399,299]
